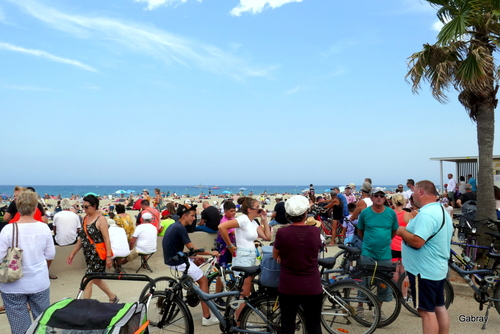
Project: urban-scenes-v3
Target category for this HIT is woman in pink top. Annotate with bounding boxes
[390,194,412,288]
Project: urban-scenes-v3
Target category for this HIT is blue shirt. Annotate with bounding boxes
[337,193,349,217]
[402,202,453,280]
[468,177,477,191]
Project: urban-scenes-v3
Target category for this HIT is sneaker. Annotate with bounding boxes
[356,305,365,320]
[380,310,387,322]
[202,315,219,326]
[215,297,226,307]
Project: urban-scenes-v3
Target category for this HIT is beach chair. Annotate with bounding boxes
[136,253,154,273]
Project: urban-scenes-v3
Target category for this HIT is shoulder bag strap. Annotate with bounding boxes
[426,205,446,243]
[12,223,19,248]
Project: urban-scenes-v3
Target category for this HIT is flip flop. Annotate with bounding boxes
[109,295,119,303]
[49,274,58,279]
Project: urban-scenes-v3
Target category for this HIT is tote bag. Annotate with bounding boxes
[0,223,24,283]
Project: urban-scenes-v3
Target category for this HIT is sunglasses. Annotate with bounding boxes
[251,207,263,214]
[83,205,93,209]
[372,194,385,198]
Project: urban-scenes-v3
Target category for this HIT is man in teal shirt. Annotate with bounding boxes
[357,187,399,319]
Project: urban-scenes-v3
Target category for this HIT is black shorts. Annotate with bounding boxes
[407,272,445,312]
[391,250,402,260]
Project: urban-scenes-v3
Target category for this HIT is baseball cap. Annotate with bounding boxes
[276,194,283,199]
[177,204,198,217]
[142,212,153,220]
[185,199,192,204]
[361,182,372,193]
[345,185,351,189]
[370,187,386,195]
[285,195,309,216]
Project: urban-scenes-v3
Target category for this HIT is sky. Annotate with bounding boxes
[0,0,496,186]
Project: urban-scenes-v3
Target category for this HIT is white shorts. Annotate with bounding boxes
[232,248,257,269]
[168,259,204,281]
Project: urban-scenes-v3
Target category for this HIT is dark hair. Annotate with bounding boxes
[142,199,150,206]
[83,194,99,208]
[459,176,465,182]
[27,186,36,192]
[347,203,356,212]
[155,188,161,193]
[166,202,175,214]
[223,201,236,211]
[237,196,257,215]
[285,211,306,223]
[116,204,126,214]
[495,186,500,201]
[406,179,415,186]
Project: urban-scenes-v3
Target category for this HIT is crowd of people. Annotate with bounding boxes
[0,176,487,333]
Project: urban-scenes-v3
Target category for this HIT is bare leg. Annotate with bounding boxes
[329,220,338,246]
[197,275,212,318]
[236,276,253,320]
[435,306,449,334]
[418,309,439,334]
[84,279,117,301]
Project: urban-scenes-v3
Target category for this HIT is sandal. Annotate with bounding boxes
[49,273,58,279]
[109,295,119,303]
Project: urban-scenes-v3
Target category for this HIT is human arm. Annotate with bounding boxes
[257,210,271,241]
[67,238,83,264]
[350,200,367,221]
[129,236,138,250]
[184,242,219,257]
[218,219,240,256]
[397,226,425,249]
[198,219,206,226]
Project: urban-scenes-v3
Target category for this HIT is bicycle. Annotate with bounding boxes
[318,258,381,334]
[317,245,402,327]
[142,248,307,334]
[139,247,237,311]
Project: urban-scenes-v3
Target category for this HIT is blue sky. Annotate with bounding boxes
[0,0,494,186]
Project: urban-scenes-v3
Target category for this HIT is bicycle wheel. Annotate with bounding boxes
[398,271,453,317]
[351,272,401,327]
[321,281,380,334]
[139,276,178,301]
[239,295,307,334]
[493,281,500,314]
[207,270,237,310]
[145,291,194,334]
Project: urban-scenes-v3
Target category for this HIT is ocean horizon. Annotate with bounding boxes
[0,184,416,198]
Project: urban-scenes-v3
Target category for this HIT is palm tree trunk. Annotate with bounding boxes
[475,102,496,257]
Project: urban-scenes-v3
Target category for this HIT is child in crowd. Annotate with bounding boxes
[342,203,358,244]
[215,201,237,266]
[440,192,454,218]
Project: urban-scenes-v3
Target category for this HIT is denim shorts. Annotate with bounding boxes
[232,248,256,273]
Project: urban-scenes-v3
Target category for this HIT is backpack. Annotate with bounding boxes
[259,245,281,288]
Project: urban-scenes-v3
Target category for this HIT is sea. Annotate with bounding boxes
[0,184,403,199]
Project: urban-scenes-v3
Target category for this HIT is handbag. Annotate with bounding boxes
[0,223,24,283]
[83,217,113,261]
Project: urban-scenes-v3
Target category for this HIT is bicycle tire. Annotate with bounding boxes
[239,295,307,334]
[207,270,237,310]
[139,276,178,301]
[321,281,380,334]
[493,281,500,314]
[351,271,401,327]
[144,291,194,334]
[322,250,352,283]
[466,237,478,263]
[397,271,453,317]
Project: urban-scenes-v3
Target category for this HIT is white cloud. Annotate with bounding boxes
[230,0,302,17]
[432,20,444,32]
[0,7,5,22]
[9,0,272,80]
[0,82,52,91]
[134,0,199,11]
[0,42,97,72]
[284,85,300,95]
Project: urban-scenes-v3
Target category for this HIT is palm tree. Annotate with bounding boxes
[406,0,498,249]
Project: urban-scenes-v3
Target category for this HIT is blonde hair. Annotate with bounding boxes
[391,193,405,207]
[61,198,72,210]
[17,190,39,216]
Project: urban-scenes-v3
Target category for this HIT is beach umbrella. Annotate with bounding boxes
[84,192,99,197]
[126,190,136,193]
[239,187,247,191]
[301,188,309,193]
[115,190,127,194]
[222,190,232,194]
[0,192,10,198]
[324,188,331,192]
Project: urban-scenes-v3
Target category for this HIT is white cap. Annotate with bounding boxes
[285,195,309,216]
[142,212,153,220]
[185,199,192,204]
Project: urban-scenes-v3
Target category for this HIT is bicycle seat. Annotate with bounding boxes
[485,231,500,239]
[318,257,337,269]
[338,245,361,255]
[487,252,500,259]
[232,265,260,277]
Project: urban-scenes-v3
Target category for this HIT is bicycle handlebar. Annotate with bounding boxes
[167,248,206,263]
[79,273,155,292]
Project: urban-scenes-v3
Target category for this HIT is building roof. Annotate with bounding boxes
[430,156,500,163]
